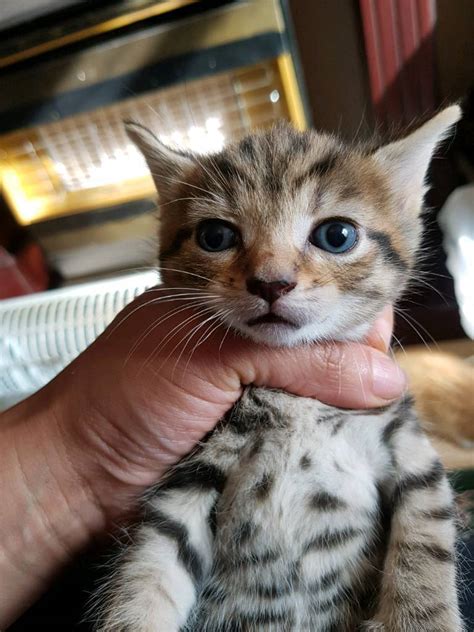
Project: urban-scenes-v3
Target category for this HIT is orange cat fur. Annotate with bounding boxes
[396,349,474,448]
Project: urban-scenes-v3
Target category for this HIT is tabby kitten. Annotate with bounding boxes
[93,107,463,631]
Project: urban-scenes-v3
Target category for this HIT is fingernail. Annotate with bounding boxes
[372,355,407,400]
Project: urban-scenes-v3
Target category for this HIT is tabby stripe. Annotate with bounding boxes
[200,581,226,604]
[367,229,408,270]
[307,155,338,177]
[317,412,344,424]
[289,131,310,153]
[300,453,312,469]
[225,406,273,434]
[159,460,226,493]
[411,602,448,621]
[160,227,193,259]
[399,541,454,563]
[233,610,292,626]
[239,136,256,159]
[382,416,406,444]
[330,417,346,435]
[293,153,338,188]
[232,549,280,567]
[357,287,386,300]
[208,497,219,536]
[306,569,341,593]
[253,472,274,499]
[415,542,454,563]
[144,508,203,583]
[420,506,455,521]
[315,587,346,613]
[255,582,293,599]
[392,460,444,507]
[234,520,255,545]
[247,564,299,599]
[213,155,255,189]
[304,527,362,552]
[310,491,346,511]
[247,389,287,425]
[394,393,415,414]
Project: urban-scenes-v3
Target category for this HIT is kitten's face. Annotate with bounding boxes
[128,108,460,347]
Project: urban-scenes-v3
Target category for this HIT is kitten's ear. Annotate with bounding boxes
[125,121,195,199]
[374,105,461,208]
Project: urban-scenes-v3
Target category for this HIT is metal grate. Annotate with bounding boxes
[0,60,290,225]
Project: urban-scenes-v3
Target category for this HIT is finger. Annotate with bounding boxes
[223,341,407,409]
[365,305,394,352]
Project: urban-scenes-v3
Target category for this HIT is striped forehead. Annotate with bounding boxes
[201,133,342,195]
[191,138,349,225]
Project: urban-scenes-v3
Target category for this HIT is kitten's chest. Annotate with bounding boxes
[195,390,393,629]
[215,389,390,533]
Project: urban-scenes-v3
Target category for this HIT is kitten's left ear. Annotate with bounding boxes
[125,121,196,199]
[374,105,461,206]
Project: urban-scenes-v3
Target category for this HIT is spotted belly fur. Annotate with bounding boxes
[92,387,462,632]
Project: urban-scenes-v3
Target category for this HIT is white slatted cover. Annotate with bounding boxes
[0,270,158,410]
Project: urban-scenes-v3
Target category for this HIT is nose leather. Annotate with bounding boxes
[246,278,297,304]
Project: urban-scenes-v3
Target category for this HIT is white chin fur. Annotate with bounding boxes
[232,321,370,348]
[217,292,380,347]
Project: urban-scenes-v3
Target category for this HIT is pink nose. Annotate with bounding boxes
[246,278,297,304]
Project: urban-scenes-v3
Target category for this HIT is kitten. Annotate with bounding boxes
[92,107,463,631]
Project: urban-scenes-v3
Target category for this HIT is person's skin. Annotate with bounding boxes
[0,294,404,628]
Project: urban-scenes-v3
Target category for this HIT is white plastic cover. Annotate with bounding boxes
[438,184,474,339]
[0,270,159,411]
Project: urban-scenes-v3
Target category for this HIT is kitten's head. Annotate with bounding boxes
[127,107,460,346]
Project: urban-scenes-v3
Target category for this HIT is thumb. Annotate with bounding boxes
[219,340,407,409]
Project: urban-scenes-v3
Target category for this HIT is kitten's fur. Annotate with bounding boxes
[397,349,474,448]
[93,107,463,631]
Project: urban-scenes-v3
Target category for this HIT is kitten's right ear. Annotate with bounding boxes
[125,121,195,199]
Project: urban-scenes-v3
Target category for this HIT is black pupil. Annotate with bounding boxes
[326,223,349,248]
[202,223,231,250]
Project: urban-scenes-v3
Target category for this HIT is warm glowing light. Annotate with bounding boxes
[48,117,225,193]
[161,117,225,153]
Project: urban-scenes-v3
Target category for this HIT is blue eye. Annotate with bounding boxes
[310,220,358,253]
[197,220,238,252]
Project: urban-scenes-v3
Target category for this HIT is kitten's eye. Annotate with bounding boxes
[196,220,238,252]
[310,220,358,253]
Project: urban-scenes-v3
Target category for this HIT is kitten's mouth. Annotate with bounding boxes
[247,313,298,328]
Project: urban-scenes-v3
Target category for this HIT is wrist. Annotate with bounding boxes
[0,388,108,625]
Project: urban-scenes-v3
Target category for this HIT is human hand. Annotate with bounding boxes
[44,293,403,523]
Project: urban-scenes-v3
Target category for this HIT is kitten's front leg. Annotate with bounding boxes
[93,460,225,632]
[365,414,462,632]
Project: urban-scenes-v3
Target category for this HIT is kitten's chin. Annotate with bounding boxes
[230,319,374,348]
[233,322,320,348]
[240,324,305,347]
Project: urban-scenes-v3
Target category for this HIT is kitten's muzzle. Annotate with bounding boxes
[246,278,296,304]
